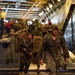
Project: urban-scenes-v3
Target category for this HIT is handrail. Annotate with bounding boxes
[0,68,75,72]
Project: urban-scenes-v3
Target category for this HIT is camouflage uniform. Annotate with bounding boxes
[19,36,33,74]
[32,35,42,64]
[3,29,15,64]
[6,34,15,63]
[42,25,69,75]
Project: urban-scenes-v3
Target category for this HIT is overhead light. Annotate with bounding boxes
[27,20,33,25]
[49,4,53,8]
[15,20,18,23]
[39,11,44,16]
[33,18,36,21]
[57,0,61,2]
[46,6,49,11]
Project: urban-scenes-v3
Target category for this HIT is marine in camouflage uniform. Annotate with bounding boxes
[40,24,69,75]
[18,31,33,75]
[4,29,15,64]
[8,29,15,63]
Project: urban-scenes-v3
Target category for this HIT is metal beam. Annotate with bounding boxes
[1,8,27,10]
[22,0,39,19]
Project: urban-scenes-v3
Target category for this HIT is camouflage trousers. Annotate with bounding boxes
[45,52,65,75]
[6,46,15,61]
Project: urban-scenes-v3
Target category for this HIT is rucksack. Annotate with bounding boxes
[32,35,42,53]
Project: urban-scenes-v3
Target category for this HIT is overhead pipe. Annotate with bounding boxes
[22,0,39,19]
[1,8,27,11]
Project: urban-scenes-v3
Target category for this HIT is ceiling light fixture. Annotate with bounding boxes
[57,0,61,2]
[49,4,53,8]
[33,17,36,21]
[46,6,49,11]
[39,11,44,16]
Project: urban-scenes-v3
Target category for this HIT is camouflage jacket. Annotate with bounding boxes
[19,39,33,55]
[42,34,69,60]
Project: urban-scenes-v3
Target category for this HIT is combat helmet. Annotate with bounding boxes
[48,24,59,32]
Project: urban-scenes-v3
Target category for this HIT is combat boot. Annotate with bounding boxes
[5,59,9,65]
[10,58,14,63]
[63,63,67,70]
